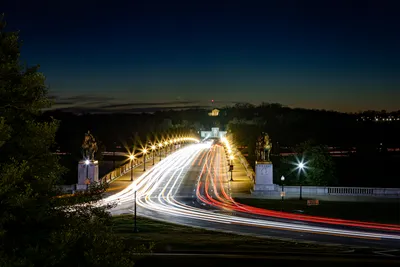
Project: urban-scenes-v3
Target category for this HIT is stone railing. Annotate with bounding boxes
[99,156,152,184]
[58,137,199,194]
[220,136,255,183]
[234,148,255,183]
[279,186,400,198]
[58,155,157,194]
[99,139,196,184]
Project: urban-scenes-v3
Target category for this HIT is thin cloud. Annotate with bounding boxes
[102,101,200,109]
[45,93,234,113]
[49,105,211,114]
[61,95,114,102]
[48,94,115,109]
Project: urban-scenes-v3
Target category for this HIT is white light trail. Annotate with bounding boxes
[101,144,400,242]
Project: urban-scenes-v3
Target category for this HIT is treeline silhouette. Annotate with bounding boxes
[43,103,400,187]
[44,103,400,153]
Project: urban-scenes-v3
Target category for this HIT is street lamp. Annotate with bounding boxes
[85,159,90,190]
[151,145,156,165]
[281,175,285,211]
[129,154,135,181]
[133,189,138,233]
[158,143,163,160]
[296,160,307,200]
[229,155,234,181]
[164,141,169,154]
[142,148,148,171]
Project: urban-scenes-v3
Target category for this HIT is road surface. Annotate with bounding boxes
[101,142,400,250]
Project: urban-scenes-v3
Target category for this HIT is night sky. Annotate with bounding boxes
[2,0,400,112]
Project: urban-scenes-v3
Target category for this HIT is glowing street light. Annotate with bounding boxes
[295,159,307,200]
[129,154,135,181]
[229,155,234,165]
[298,162,305,170]
[85,159,90,190]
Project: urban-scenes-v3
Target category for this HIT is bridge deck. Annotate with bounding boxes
[221,147,254,197]
[103,145,255,199]
[103,156,162,197]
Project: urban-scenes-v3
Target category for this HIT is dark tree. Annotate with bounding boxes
[0,16,146,266]
[277,140,337,186]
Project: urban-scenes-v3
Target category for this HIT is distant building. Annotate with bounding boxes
[208,109,220,117]
[201,127,227,139]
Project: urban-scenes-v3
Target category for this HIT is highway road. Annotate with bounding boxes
[101,142,400,250]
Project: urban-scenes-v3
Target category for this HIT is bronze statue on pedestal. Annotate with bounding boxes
[82,131,98,160]
[255,132,272,162]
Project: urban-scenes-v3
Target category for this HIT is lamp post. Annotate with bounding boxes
[142,149,148,171]
[297,161,306,200]
[158,143,163,160]
[134,189,138,233]
[129,154,135,181]
[229,155,234,181]
[151,145,156,165]
[164,141,168,155]
[85,159,90,190]
[281,175,285,211]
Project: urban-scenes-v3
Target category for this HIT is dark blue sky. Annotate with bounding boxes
[3,0,400,112]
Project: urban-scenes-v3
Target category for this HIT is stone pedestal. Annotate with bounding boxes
[253,161,276,191]
[77,160,99,190]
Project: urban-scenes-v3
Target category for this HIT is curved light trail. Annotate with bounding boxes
[101,142,400,245]
[198,144,400,232]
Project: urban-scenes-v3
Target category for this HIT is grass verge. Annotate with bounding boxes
[235,198,400,225]
[112,215,345,254]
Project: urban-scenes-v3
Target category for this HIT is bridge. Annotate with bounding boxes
[60,130,400,249]
[60,136,199,192]
[76,134,400,250]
